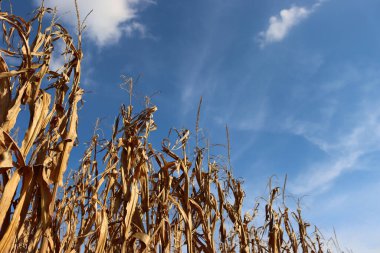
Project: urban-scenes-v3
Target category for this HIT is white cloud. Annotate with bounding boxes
[35,0,151,46]
[258,1,323,47]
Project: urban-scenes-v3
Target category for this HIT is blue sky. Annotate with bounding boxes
[10,0,380,251]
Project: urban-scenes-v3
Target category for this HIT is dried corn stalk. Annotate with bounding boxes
[0,2,83,252]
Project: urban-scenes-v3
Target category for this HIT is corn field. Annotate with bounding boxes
[0,3,343,253]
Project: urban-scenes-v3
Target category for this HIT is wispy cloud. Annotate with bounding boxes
[289,151,361,194]
[287,90,380,195]
[123,21,147,37]
[258,1,323,47]
[36,0,152,47]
